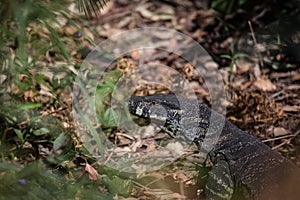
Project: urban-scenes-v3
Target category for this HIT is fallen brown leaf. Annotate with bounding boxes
[85,163,99,180]
[135,3,174,21]
[83,27,94,41]
[24,90,35,101]
[273,127,288,137]
[131,50,140,60]
[254,76,276,91]
[175,171,189,182]
[282,105,300,112]
[292,73,300,81]
[64,25,77,36]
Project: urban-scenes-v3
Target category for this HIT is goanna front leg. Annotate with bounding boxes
[205,153,234,200]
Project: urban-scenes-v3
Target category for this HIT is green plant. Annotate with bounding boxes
[0,0,71,96]
[95,69,123,128]
[0,161,115,199]
[0,1,132,198]
[76,0,109,17]
[221,44,248,70]
[0,1,96,171]
[211,0,247,15]
[0,0,109,90]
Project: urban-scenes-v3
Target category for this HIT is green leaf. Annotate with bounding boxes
[102,176,133,197]
[32,127,50,136]
[220,54,232,59]
[52,76,59,88]
[96,86,112,98]
[44,22,70,61]
[0,162,21,171]
[19,103,42,110]
[102,108,119,127]
[60,76,73,87]
[53,133,70,151]
[35,74,45,84]
[5,116,15,124]
[233,53,248,59]
[14,129,24,142]
[103,70,122,83]
[16,79,34,90]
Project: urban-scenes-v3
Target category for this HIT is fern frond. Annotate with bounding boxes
[76,0,109,17]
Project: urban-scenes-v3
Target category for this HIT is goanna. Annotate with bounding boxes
[128,94,299,200]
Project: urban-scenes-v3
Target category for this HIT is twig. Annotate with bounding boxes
[248,21,264,68]
[115,132,135,141]
[270,89,285,98]
[144,174,169,188]
[272,139,290,150]
[103,151,114,165]
[262,133,298,143]
[132,180,149,190]
[263,130,300,150]
[179,181,185,199]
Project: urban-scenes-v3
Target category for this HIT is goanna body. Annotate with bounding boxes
[128,94,299,200]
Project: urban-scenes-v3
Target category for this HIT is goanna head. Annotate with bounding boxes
[128,94,207,141]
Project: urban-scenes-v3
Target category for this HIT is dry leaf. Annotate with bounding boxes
[0,74,7,85]
[64,25,77,36]
[240,81,253,90]
[286,85,300,90]
[39,84,56,99]
[254,76,276,91]
[131,50,140,60]
[175,171,189,182]
[282,105,300,112]
[145,142,157,152]
[24,90,35,101]
[236,58,253,73]
[83,27,94,41]
[292,73,300,81]
[135,3,174,21]
[194,87,209,95]
[139,172,165,179]
[273,127,288,137]
[144,189,186,199]
[85,163,99,180]
[165,142,184,155]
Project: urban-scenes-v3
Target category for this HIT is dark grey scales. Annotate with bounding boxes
[128,94,300,200]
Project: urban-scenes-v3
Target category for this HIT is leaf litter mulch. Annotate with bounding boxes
[1,0,299,199]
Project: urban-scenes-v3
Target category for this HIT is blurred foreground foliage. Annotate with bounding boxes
[0,0,134,198]
[0,161,115,199]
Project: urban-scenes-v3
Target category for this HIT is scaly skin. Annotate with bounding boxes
[128,94,299,200]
